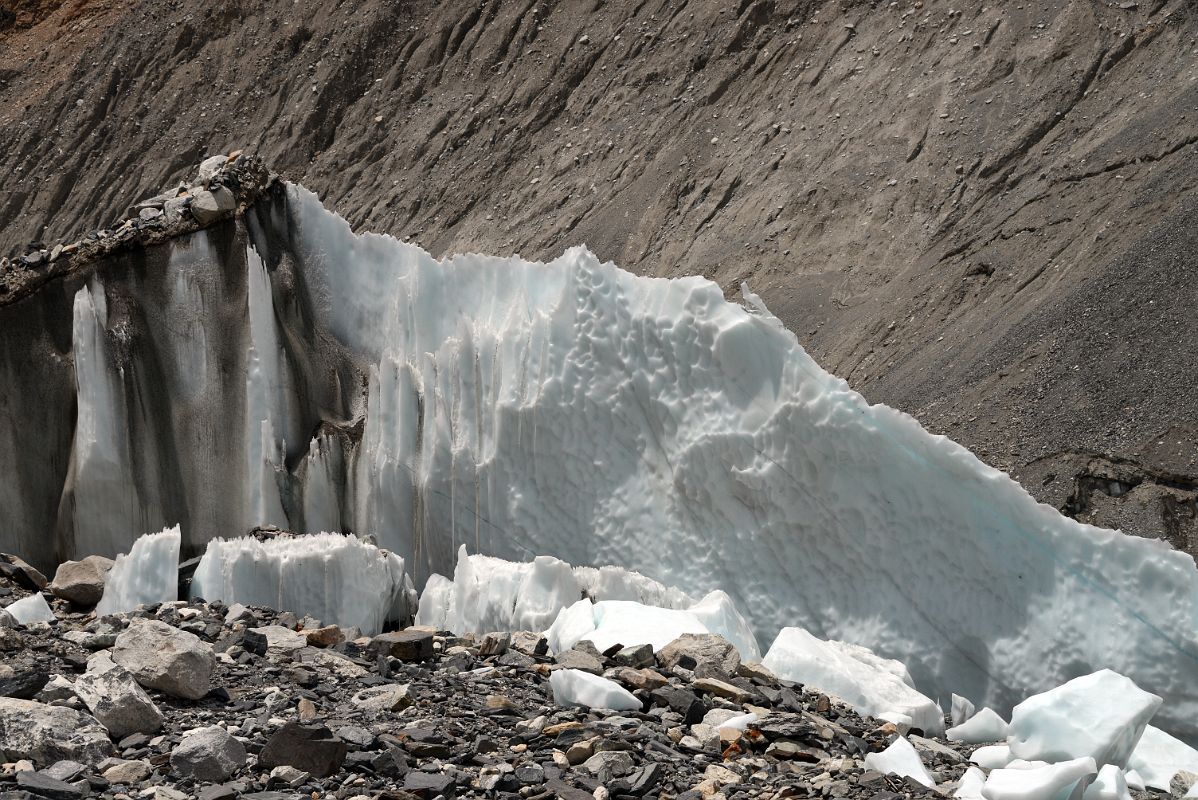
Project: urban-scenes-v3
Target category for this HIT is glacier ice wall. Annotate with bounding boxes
[0,182,1195,737]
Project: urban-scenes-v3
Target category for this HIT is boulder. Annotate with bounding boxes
[350,683,413,712]
[100,758,152,784]
[0,553,48,589]
[0,655,50,699]
[370,629,434,661]
[258,722,347,778]
[0,697,113,766]
[169,725,246,782]
[244,625,306,658]
[112,618,215,700]
[189,186,235,225]
[658,633,740,678]
[73,653,162,738]
[50,556,114,607]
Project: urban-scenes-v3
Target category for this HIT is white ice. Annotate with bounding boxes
[95,526,181,615]
[973,745,1015,770]
[1122,770,1145,791]
[189,532,414,635]
[424,546,761,659]
[548,668,642,711]
[863,735,937,788]
[46,178,1198,739]
[981,757,1097,800]
[5,592,55,624]
[949,708,1010,744]
[1081,765,1132,800]
[956,766,988,799]
[1006,670,1161,768]
[762,626,944,736]
[954,694,978,726]
[1125,725,1198,791]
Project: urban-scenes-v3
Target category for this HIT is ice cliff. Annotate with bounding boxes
[0,178,1195,737]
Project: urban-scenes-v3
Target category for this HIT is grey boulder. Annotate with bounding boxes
[112,618,215,700]
[657,633,741,678]
[169,725,247,782]
[73,652,162,738]
[189,186,235,225]
[50,556,114,607]
[0,697,114,766]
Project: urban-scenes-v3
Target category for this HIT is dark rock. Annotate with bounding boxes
[0,554,48,590]
[404,770,454,795]
[258,722,347,778]
[15,770,84,799]
[371,630,434,662]
[650,686,707,725]
[0,657,50,699]
[613,644,655,668]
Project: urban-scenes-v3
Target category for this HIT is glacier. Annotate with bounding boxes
[0,179,1195,737]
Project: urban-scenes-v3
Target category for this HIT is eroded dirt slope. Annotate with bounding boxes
[1,0,1195,549]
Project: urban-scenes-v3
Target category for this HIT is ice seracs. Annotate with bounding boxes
[1006,670,1160,769]
[189,532,414,635]
[762,626,944,736]
[95,526,181,615]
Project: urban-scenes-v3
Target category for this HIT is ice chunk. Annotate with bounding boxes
[949,708,1010,744]
[573,565,693,608]
[444,547,580,635]
[5,592,55,624]
[1122,770,1145,791]
[545,599,601,655]
[95,526,181,615]
[1125,725,1198,791]
[1082,765,1131,800]
[549,668,642,711]
[1007,670,1161,769]
[686,590,761,662]
[190,532,413,635]
[762,626,944,736]
[413,573,454,630]
[981,757,1097,800]
[954,694,978,726]
[863,736,937,788]
[573,601,708,653]
[957,766,988,799]
[973,745,1015,770]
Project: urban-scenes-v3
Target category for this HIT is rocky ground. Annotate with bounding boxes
[0,557,983,800]
[1,0,1196,551]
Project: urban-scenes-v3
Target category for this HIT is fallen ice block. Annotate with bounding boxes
[442,546,580,635]
[413,573,454,631]
[549,668,642,711]
[580,601,708,653]
[762,626,944,736]
[863,736,937,788]
[1125,725,1198,791]
[190,532,414,635]
[973,745,1015,770]
[956,766,988,799]
[981,757,1097,800]
[95,526,181,615]
[1122,770,1145,791]
[949,707,1010,744]
[953,694,978,726]
[1007,670,1161,768]
[686,590,761,662]
[1082,765,1132,800]
[5,592,55,624]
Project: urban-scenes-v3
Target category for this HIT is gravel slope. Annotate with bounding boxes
[1,0,1195,549]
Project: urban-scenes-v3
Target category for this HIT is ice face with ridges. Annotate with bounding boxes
[95,526,181,615]
[13,182,1198,740]
[189,532,413,635]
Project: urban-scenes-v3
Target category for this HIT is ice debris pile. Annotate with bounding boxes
[0,165,1196,735]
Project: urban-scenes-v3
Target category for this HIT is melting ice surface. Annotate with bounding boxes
[35,182,1198,738]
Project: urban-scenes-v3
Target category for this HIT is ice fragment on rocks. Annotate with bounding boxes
[1082,765,1132,800]
[5,592,55,625]
[191,532,414,635]
[762,626,944,735]
[953,694,978,726]
[956,766,988,799]
[549,668,642,711]
[1125,725,1198,791]
[1007,670,1161,769]
[863,735,937,788]
[95,526,181,615]
[981,757,1097,800]
[949,707,1010,744]
[973,745,1015,770]
[112,618,215,699]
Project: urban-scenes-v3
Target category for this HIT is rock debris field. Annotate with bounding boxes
[0,559,973,800]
